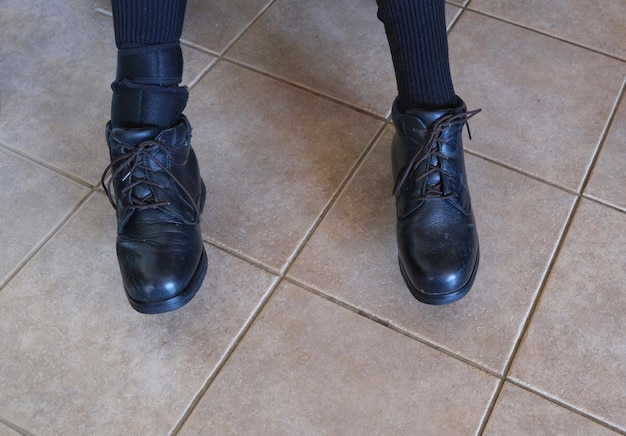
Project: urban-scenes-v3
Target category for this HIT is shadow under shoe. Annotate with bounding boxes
[103,115,207,314]
[391,97,480,305]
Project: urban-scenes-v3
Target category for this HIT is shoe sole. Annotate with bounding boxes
[398,249,479,305]
[126,180,209,314]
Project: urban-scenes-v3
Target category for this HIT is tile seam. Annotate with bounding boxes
[279,123,388,277]
[479,78,626,434]
[80,4,624,433]
[0,415,35,436]
[461,8,626,64]
[577,76,626,197]
[0,141,96,189]
[170,274,283,435]
[170,123,388,433]
[581,193,626,215]
[0,191,95,292]
[503,379,626,435]
[282,275,503,380]
[218,57,391,120]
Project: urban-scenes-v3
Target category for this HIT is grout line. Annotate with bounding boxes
[464,148,579,196]
[462,8,626,64]
[180,39,220,57]
[502,379,626,435]
[282,275,502,380]
[172,105,387,434]
[577,77,626,196]
[177,2,391,120]
[581,192,626,214]
[0,191,96,292]
[446,2,466,33]
[0,415,35,436]
[217,0,280,58]
[0,141,96,190]
[200,237,283,277]
[95,7,112,18]
[478,75,626,435]
[185,57,220,90]
[174,37,623,434]
[65,3,626,433]
[477,190,578,434]
[170,274,283,435]
[477,167,570,427]
[219,57,391,121]
[280,123,388,276]
[179,0,281,62]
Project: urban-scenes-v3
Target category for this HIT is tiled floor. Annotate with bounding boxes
[0,0,624,434]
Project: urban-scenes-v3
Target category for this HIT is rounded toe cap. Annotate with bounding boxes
[116,225,205,307]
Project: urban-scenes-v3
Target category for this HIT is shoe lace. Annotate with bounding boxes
[392,108,481,199]
[101,139,201,220]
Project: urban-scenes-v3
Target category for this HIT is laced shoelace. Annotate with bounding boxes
[392,108,481,199]
[101,139,201,221]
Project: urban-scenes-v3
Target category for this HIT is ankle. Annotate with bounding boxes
[111,43,187,129]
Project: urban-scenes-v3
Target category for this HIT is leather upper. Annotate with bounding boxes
[391,97,479,299]
[104,116,206,306]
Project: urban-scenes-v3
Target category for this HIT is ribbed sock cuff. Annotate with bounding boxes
[111,0,187,48]
[377,0,456,110]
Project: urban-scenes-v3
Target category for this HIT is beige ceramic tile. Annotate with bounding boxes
[288,127,575,373]
[0,423,20,436]
[183,0,273,53]
[226,0,398,116]
[0,193,278,434]
[98,0,463,52]
[470,0,626,60]
[181,282,498,434]
[225,0,461,117]
[585,96,626,211]
[0,0,214,185]
[0,0,114,184]
[94,0,272,54]
[101,1,263,54]
[185,61,381,271]
[182,46,218,86]
[510,200,626,431]
[447,11,625,191]
[0,147,88,286]
[484,383,619,435]
[445,3,464,27]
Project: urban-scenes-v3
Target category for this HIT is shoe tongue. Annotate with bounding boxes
[110,125,162,148]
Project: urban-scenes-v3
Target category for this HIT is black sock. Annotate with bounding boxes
[377,0,456,111]
[110,0,188,128]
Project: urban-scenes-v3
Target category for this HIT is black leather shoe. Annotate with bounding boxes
[391,97,480,305]
[102,115,207,314]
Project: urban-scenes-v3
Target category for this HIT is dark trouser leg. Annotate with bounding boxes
[377,0,456,110]
[110,0,188,128]
[379,0,480,304]
[104,0,207,314]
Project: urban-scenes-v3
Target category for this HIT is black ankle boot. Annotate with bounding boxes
[391,97,480,305]
[102,115,207,314]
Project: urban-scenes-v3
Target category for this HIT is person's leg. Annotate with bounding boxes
[103,0,207,314]
[110,0,188,128]
[378,0,480,304]
[377,0,455,110]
